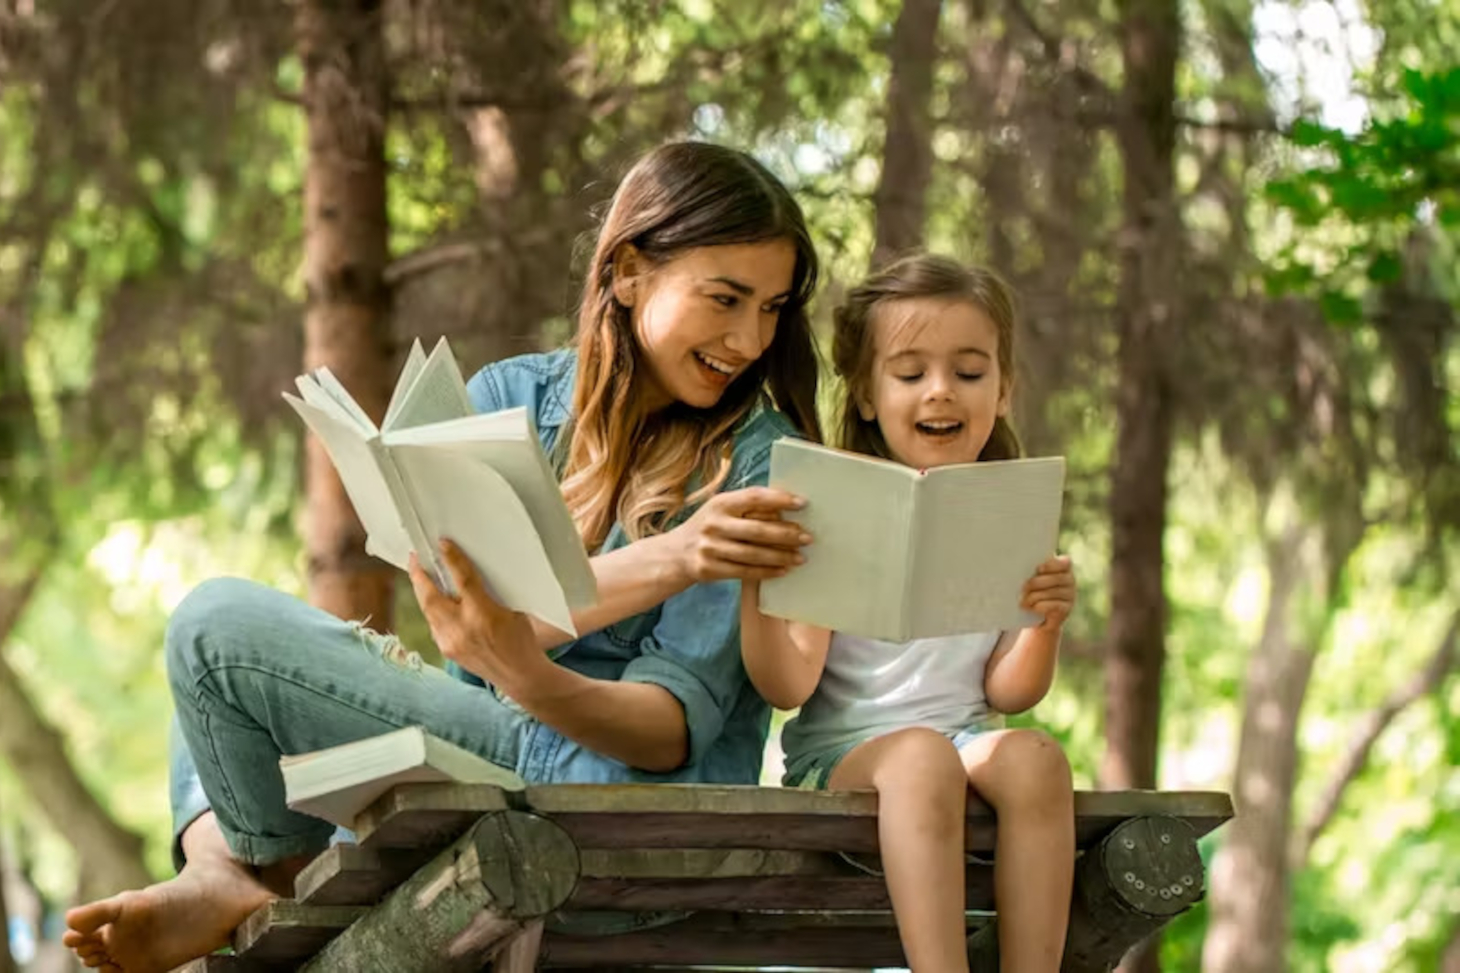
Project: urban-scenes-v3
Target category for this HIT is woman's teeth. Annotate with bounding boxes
[695,351,734,376]
[916,420,962,434]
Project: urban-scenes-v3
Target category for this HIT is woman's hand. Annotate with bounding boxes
[1021,554,1076,630]
[667,487,811,584]
[408,539,545,689]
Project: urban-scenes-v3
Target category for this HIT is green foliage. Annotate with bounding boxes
[0,5,1456,971]
[1263,68,1460,324]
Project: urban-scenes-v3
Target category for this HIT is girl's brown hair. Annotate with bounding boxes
[562,141,822,551]
[831,253,1021,462]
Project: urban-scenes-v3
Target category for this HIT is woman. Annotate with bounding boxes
[66,141,822,973]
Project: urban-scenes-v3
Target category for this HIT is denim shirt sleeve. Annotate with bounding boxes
[466,362,505,414]
[617,402,799,767]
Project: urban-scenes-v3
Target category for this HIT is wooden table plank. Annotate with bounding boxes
[352,782,513,849]
[540,911,995,968]
[214,907,993,971]
[231,900,363,961]
[294,843,433,906]
[350,784,1232,859]
[539,785,1229,853]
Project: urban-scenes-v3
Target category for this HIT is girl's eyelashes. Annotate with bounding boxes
[890,370,986,384]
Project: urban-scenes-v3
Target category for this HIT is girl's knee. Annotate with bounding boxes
[868,727,965,789]
[971,729,1073,808]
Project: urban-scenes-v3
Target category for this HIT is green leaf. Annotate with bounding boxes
[1290,117,1337,148]
[1367,251,1402,283]
[1318,290,1364,325]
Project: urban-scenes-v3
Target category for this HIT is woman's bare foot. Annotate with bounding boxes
[62,853,275,973]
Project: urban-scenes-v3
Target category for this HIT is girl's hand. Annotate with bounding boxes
[408,539,544,689]
[1022,554,1076,630]
[668,487,811,583]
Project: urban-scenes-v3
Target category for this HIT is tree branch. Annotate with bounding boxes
[383,242,491,287]
[938,101,1288,139]
[1074,106,1287,136]
[1002,0,1114,101]
[382,227,558,288]
[1292,610,1460,864]
[0,563,42,646]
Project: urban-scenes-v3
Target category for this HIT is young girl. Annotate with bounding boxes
[66,141,824,973]
[741,254,1077,973]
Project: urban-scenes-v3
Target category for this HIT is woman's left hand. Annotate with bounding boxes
[408,539,545,689]
[1021,554,1076,630]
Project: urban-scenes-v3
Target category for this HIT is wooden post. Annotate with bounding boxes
[494,919,545,972]
[301,810,580,972]
[1061,815,1205,972]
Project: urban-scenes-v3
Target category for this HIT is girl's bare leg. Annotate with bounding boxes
[960,728,1075,973]
[830,727,971,973]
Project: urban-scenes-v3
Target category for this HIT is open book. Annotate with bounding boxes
[283,337,596,635]
[280,726,526,829]
[758,439,1066,641]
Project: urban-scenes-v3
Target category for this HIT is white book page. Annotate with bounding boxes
[909,456,1066,639]
[308,369,379,436]
[384,408,595,609]
[383,337,473,432]
[392,445,578,635]
[295,375,371,434]
[382,339,429,432]
[758,439,916,640]
[283,393,412,570]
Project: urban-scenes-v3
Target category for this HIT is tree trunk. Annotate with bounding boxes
[871,0,943,267]
[385,0,594,369]
[1442,915,1460,973]
[0,807,14,973]
[0,567,153,899]
[0,337,151,901]
[1201,527,1317,973]
[0,644,153,901]
[1293,612,1458,863]
[297,0,396,624]
[460,0,585,363]
[1103,3,1181,970]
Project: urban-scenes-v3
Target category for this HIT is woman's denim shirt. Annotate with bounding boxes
[451,348,798,786]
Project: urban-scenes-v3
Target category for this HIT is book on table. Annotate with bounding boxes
[283,336,596,635]
[758,438,1067,642]
[280,725,526,829]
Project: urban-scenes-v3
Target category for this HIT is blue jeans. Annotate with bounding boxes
[166,577,530,867]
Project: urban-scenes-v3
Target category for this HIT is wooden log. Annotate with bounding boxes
[1060,815,1206,972]
[300,809,580,973]
[494,920,545,973]
[356,783,1233,856]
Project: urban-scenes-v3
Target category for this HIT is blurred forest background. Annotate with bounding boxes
[0,0,1456,970]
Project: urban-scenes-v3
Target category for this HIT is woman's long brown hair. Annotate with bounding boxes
[832,253,1022,462]
[562,142,822,551]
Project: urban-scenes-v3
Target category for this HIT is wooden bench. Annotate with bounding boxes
[178,783,1232,972]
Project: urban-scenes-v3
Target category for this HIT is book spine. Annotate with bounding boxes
[369,440,451,594]
[901,475,919,639]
